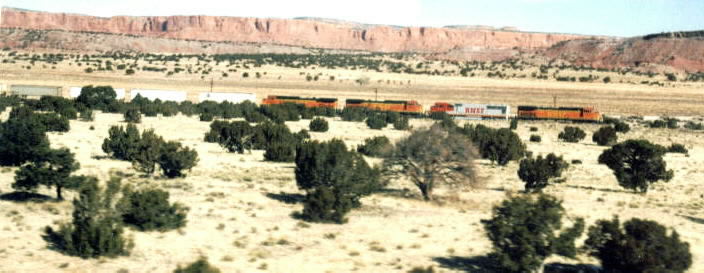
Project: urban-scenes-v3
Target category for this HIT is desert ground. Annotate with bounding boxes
[0,110,703,272]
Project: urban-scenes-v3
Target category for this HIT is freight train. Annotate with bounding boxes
[516,106,602,122]
[430,102,511,120]
[261,95,338,108]
[344,99,424,115]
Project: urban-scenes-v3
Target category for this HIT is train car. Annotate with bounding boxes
[10,85,62,97]
[344,99,423,114]
[430,102,511,120]
[261,95,338,108]
[130,89,187,102]
[517,106,602,122]
[199,92,256,103]
[69,87,126,100]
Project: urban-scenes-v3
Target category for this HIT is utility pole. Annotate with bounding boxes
[210,78,214,93]
[553,95,557,108]
[375,88,378,101]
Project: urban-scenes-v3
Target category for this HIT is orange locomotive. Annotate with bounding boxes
[262,95,338,108]
[516,106,602,122]
[344,99,423,114]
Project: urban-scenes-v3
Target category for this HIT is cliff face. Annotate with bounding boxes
[0,8,585,53]
[544,37,704,72]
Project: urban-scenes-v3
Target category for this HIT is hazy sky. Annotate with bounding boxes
[1,0,702,37]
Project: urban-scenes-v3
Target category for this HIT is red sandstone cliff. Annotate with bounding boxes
[0,7,585,53]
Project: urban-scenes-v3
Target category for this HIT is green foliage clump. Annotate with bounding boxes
[79,109,94,121]
[598,139,673,193]
[199,112,214,122]
[613,121,630,133]
[667,143,688,154]
[592,126,618,146]
[308,117,329,132]
[118,185,188,231]
[76,85,119,112]
[482,194,584,273]
[393,116,410,130]
[264,142,297,162]
[340,107,368,122]
[384,125,479,201]
[44,178,133,258]
[529,134,541,142]
[102,124,141,161]
[357,136,393,158]
[584,217,692,273]
[0,115,50,166]
[131,129,164,175]
[173,257,221,273]
[509,118,518,130]
[518,153,569,192]
[295,139,382,223]
[462,124,526,166]
[159,141,199,178]
[13,148,84,200]
[124,109,141,123]
[558,126,586,143]
[366,113,388,129]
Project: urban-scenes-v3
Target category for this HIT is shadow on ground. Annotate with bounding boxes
[433,256,602,273]
[0,191,53,203]
[265,192,305,204]
[679,214,704,225]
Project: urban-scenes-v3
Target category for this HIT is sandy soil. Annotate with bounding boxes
[0,112,702,273]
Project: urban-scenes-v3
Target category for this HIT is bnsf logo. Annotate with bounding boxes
[464,108,485,114]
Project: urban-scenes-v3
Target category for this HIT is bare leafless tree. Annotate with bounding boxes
[383,124,481,201]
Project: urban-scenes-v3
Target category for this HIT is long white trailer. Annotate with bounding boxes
[69,87,126,100]
[198,92,256,103]
[130,89,187,102]
[10,85,61,97]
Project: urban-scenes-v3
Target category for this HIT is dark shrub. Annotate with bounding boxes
[592,126,618,146]
[509,119,518,130]
[529,135,541,142]
[131,129,164,175]
[79,109,94,121]
[212,121,254,154]
[102,124,141,161]
[0,116,50,166]
[199,112,214,122]
[76,85,118,111]
[44,178,132,258]
[393,116,410,130]
[309,117,329,132]
[118,186,188,231]
[252,121,297,150]
[667,143,688,154]
[341,107,367,122]
[366,113,387,129]
[12,148,83,200]
[295,139,382,223]
[38,113,70,132]
[385,111,400,124]
[429,111,450,121]
[614,121,630,133]
[464,125,526,166]
[159,141,199,178]
[558,126,586,143]
[173,257,221,273]
[585,217,691,273]
[124,109,141,123]
[530,127,538,132]
[482,194,584,273]
[264,142,296,162]
[357,136,393,158]
[684,121,704,130]
[598,139,673,193]
[571,159,582,164]
[518,153,569,192]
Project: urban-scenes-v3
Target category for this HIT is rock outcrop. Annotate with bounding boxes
[0,7,585,53]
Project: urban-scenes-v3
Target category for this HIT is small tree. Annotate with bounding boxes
[518,153,569,193]
[393,116,410,130]
[158,141,199,178]
[357,136,393,158]
[614,121,630,133]
[44,177,133,258]
[174,257,221,273]
[132,129,164,175]
[0,117,50,166]
[383,125,480,201]
[598,139,673,193]
[76,85,118,111]
[118,185,188,231]
[667,143,688,154]
[482,194,585,273]
[102,124,141,161]
[13,148,84,200]
[592,126,618,146]
[79,109,95,121]
[366,113,387,130]
[466,126,526,166]
[529,135,541,142]
[124,109,141,123]
[558,126,586,143]
[295,139,382,223]
[264,142,296,162]
[309,117,329,132]
[509,118,518,130]
[584,217,692,273]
